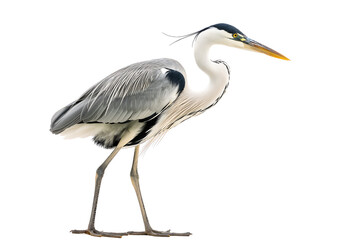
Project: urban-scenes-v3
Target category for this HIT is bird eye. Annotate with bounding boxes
[232,33,238,38]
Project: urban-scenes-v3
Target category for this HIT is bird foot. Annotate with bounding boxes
[71,229,128,238]
[127,229,191,237]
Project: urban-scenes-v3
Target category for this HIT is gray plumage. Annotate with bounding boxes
[50,58,186,147]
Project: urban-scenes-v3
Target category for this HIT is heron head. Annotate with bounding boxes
[194,23,289,61]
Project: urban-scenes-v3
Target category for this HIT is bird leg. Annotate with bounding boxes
[127,145,191,237]
[71,130,139,238]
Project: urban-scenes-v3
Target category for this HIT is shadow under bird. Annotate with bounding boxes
[50,23,289,237]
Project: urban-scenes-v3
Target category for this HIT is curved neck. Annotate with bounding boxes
[193,29,229,84]
[189,31,230,109]
[194,36,219,77]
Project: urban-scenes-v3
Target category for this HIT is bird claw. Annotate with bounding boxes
[71,229,128,238]
[127,229,191,237]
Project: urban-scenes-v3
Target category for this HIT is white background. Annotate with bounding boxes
[1,1,359,240]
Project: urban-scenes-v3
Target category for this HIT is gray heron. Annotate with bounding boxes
[50,23,289,237]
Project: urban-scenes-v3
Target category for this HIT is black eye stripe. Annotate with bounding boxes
[211,23,244,36]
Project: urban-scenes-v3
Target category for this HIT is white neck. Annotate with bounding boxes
[191,29,230,107]
[153,29,231,132]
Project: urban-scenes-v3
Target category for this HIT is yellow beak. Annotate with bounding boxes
[247,38,290,61]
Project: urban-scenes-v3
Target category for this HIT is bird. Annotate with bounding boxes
[50,23,289,238]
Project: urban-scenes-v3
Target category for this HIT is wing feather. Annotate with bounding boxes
[50,58,185,134]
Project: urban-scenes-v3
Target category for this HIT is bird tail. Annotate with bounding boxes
[50,101,79,134]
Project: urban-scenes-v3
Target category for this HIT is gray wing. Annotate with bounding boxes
[50,58,186,134]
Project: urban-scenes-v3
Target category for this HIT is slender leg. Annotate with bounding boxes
[127,145,191,237]
[71,127,140,238]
